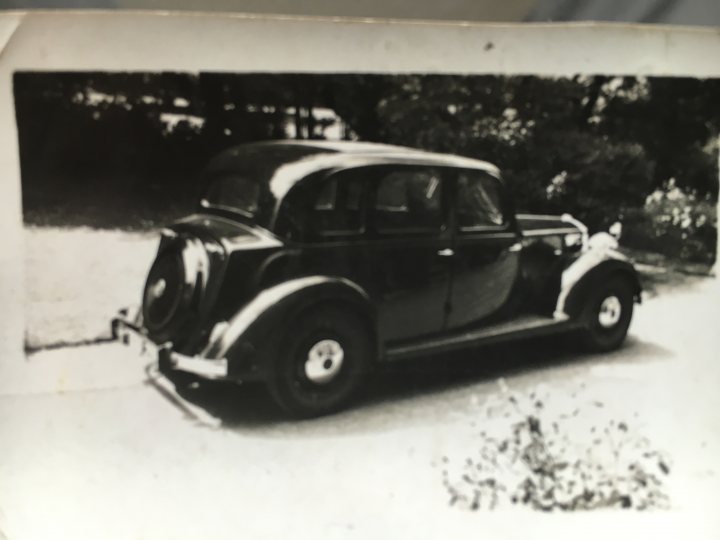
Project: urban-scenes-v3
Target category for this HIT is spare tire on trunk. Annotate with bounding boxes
[142,237,209,344]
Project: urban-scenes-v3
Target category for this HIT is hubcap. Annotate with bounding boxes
[304,339,344,385]
[598,295,622,328]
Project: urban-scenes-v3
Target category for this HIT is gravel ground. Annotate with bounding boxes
[4,227,720,538]
[1,277,718,539]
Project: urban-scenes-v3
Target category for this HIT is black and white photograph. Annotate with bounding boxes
[1,11,719,540]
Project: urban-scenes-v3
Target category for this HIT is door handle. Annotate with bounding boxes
[437,248,455,257]
[508,242,523,252]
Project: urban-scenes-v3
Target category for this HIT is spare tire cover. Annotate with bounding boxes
[142,237,209,342]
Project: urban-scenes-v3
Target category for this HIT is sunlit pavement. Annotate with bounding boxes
[1,278,718,539]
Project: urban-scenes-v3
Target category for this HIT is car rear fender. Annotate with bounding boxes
[201,276,376,379]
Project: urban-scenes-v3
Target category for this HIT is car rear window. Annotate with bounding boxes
[310,170,366,236]
[201,174,261,218]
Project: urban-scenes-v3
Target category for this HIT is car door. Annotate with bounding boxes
[446,169,522,330]
[366,165,453,343]
[295,165,452,344]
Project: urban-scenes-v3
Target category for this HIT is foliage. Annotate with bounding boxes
[442,383,671,511]
[14,72,719,262]
[599,77,720,198]
[622,180,717,264]
[369,75,660,233]
[539,133,654,231]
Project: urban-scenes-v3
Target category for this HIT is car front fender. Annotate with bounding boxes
[555,234,642,320]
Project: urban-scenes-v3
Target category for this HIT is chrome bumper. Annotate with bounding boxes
[111,311,228,380]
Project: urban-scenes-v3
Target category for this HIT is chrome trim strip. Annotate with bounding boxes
[207,276,368,359]
[516,213,564,220]
[457,231,518,239]
[521,227,580,237]
[517,214,589,244]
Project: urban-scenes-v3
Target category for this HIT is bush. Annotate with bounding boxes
[538,133,654,232]
[441,383,671,511]
[622,179,717,264]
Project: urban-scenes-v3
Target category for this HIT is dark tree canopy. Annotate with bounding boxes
[13,71,718,261]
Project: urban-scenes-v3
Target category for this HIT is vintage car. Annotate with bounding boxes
[112,141,641,417]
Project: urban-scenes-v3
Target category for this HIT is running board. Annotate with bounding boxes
[385,315,577,361]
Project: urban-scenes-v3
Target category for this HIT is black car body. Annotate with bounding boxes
[113,141,641,416]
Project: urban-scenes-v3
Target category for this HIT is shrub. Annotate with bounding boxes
[538,134,654,232]
[621,179,717,264]
[441,382,671,511]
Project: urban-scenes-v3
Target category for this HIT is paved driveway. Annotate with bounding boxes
[1,277,718,539]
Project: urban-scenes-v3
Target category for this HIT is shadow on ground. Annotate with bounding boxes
[638,268,708,299]
[165,331,672,437]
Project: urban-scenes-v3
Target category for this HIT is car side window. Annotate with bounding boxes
[374,168,443,233]
[456,171,505,230]
[310,170,366,236]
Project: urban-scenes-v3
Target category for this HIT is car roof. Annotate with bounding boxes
[268,140,498,170]
[208,140,499,175]
[205,140,501,208]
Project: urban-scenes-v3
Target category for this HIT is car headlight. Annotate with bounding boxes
[564,232,584,251]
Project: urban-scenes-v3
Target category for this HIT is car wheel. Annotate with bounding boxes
[267,306,373,417]
[580,276,635,352]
